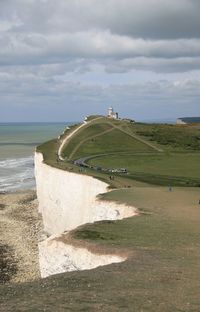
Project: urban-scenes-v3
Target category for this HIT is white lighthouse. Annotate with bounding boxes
[108,107,118,119]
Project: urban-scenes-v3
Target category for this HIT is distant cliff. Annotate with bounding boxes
[177,117,200,124]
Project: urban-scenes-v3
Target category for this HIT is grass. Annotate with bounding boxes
[63,122,113,159]
[133,123,200,151]
[2,118,200,310]
[85,115,104,121]
[88,152,200,179]
[2,187,200,311]
[62,119,154,160]
[37,118,200,188]
[69,128,153,160]
[75,187,200,248]
[37,138,59,163]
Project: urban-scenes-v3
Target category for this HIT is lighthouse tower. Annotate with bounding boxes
[108,107,114,116]
[108,107,118,119]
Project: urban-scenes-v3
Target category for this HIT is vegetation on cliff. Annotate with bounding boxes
[37,116,200,187]
[5,116,198,311]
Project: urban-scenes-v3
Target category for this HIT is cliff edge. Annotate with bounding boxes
[34,150,137,277]
[35,152,136,236]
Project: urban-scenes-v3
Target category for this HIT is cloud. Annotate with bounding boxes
[0,63,200,121]
[3,0,200,39]
[0,0,200,121]
[105,56,200,73]
[0,0,200,72]
[1,29,200,73]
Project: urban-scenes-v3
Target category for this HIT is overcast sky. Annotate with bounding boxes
[1,0,200,122]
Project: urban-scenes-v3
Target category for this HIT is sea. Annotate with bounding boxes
[0,122,73,193]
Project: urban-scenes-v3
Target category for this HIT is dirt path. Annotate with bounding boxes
[68,127,114,160]
[58,117,103,160]
[58,116,162,163]
[107,121,163,152]
[0,191,43,284]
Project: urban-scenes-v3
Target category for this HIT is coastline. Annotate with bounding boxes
[0,189,42,284]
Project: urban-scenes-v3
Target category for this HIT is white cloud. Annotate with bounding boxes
[0,0,200,121]
[0,0,199,71]
[4,0,199,39]
[1,29,200,73]
[0,63,200,121]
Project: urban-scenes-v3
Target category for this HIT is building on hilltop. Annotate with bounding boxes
[108,107,118,119]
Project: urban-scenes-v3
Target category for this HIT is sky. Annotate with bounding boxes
[1,0,200,122]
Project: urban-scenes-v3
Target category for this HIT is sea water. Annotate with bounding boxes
[0,122,73,193]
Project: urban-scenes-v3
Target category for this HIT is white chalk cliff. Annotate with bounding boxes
[35,151,137,277]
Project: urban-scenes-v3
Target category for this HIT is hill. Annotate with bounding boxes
[3,116,200,311]
[38,116,200,187]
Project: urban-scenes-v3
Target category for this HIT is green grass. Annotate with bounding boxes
[37,118,200,187]
[66,128,153,160]
[133,123,200,150]
[4,118,199,311]
[88,152,200,179]
[3,119,200,310]
[63,122,113,158]
[75,187,200,248]
[85,115,104,121]
[37,139,59,162]
[2,187,200,311]
[36,136,141,189]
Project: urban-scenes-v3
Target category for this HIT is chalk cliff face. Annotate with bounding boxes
[35,151,137,277]
[35,152,137,236]
[39,236,125,278]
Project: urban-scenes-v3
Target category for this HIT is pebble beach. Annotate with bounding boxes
[0,190,42,284]
[0,122,69,284]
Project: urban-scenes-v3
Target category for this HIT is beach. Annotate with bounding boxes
[0,190,43,284]
[0,123,69,284]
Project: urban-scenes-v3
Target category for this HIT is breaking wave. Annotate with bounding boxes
[0,156,35,193]
[0,156,33,169]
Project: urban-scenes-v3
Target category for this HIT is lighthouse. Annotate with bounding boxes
[108,107,118,119]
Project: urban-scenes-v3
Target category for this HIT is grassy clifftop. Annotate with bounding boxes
[2,117,200,311]
[2,186,200,311]
[37,116,200,187]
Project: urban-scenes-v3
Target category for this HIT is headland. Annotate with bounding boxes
[1,114,200,311]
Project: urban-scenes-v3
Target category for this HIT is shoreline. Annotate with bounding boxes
[0,189,43,284]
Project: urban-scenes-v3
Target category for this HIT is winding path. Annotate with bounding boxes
[107,121,163,152]
[58,117,163,161]
[68,127,114,160]
[58,117,103,160]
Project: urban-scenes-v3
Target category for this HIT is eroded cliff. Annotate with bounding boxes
[35,152,137,235]
[35,151,137,277]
